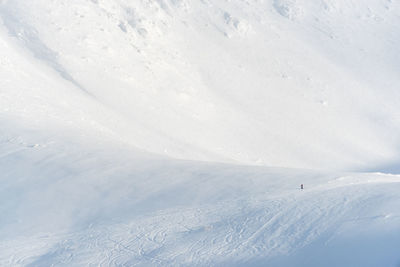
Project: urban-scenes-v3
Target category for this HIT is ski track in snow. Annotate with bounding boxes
[1,172,399,266]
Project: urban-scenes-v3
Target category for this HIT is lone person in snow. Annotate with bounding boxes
[301,184,304,190]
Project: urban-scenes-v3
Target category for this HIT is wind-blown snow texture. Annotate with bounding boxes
[0,0,400,266]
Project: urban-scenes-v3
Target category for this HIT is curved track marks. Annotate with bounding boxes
[2,174,399,266]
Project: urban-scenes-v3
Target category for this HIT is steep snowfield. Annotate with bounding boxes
[1,0,400,266]
[2,0,400,169]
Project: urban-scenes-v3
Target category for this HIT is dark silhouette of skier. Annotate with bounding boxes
[301,184,304,190]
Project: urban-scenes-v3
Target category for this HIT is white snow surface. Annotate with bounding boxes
[1,0,400,266]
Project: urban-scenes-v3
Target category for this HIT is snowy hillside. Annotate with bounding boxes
[1,0,400,266]
[1,140,400,266]
[2,0,400,170]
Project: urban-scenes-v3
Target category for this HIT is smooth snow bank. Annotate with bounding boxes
[1,0,400,170]
[0,130,399,266]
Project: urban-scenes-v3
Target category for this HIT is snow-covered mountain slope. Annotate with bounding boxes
[1,0,400,266]
[1,0,400,170]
